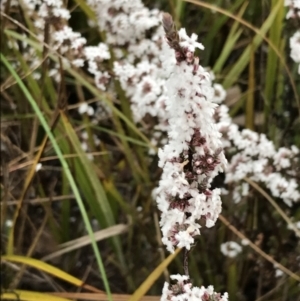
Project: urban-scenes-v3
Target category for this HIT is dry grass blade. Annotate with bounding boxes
[42,224,129,261]
[128,248,181,301]
[49,292,160,301]
[6,108,60,255]
[1,290,73,301]
[0,195,75,206]
[244,177,300,238]
[1,255,103,293]
[7,151,108,173]
[9,212,49,289]
[219,215,300,282]
[246,45,255,130]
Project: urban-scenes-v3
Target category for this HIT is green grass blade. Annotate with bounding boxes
[213,2,248,73]
[222,0,282,88]
[264,0,285,132]
[0,53,113,301]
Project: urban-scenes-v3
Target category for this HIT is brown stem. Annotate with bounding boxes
[183,248,189,277]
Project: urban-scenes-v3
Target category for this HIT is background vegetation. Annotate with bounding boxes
[1,0,300,300]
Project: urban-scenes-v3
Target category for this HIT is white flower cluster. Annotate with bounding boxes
[1,0,70,20]
[87,0,160,46]
[284,0,300,73]
[157,15,228,300]
[53,25,87,60]
[84,43,111,90]
[6,0,88,82]
[21,0,72,43]
[5,0,169,158]
[285,0,300,19]
[8,0,113,113]
[13,0,169,142]
[214,102,300,207]
[113,52,173,124]
[161,274,229,301]
[156,15,227,254]
[86,0,176,126]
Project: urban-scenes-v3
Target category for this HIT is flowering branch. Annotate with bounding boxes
[214,104,300,206]
[157,11,227,254]
[156,13,228,300]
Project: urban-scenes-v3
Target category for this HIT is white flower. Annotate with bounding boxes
[84,43,111,62]
[35,163,42,172]
[5,220,13,227]
[175,231,195,250]
[87,106,95,116]
[275,269,284,277]
[287,221,300,230]
[73,59,85,67]
[78,103,94,116]
[274,263,285,277]
[212,83,227,104]
[94,71,110,91]
[221,241,242,258]
[242,182,249,196]
[290,31,300,74]
[178,29,205,52]
[241,239,250,246]
[78,103,88,114]
[81,142,88,151]
[52,7,70,19]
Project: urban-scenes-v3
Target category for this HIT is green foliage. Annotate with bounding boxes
[1,0,299,300]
